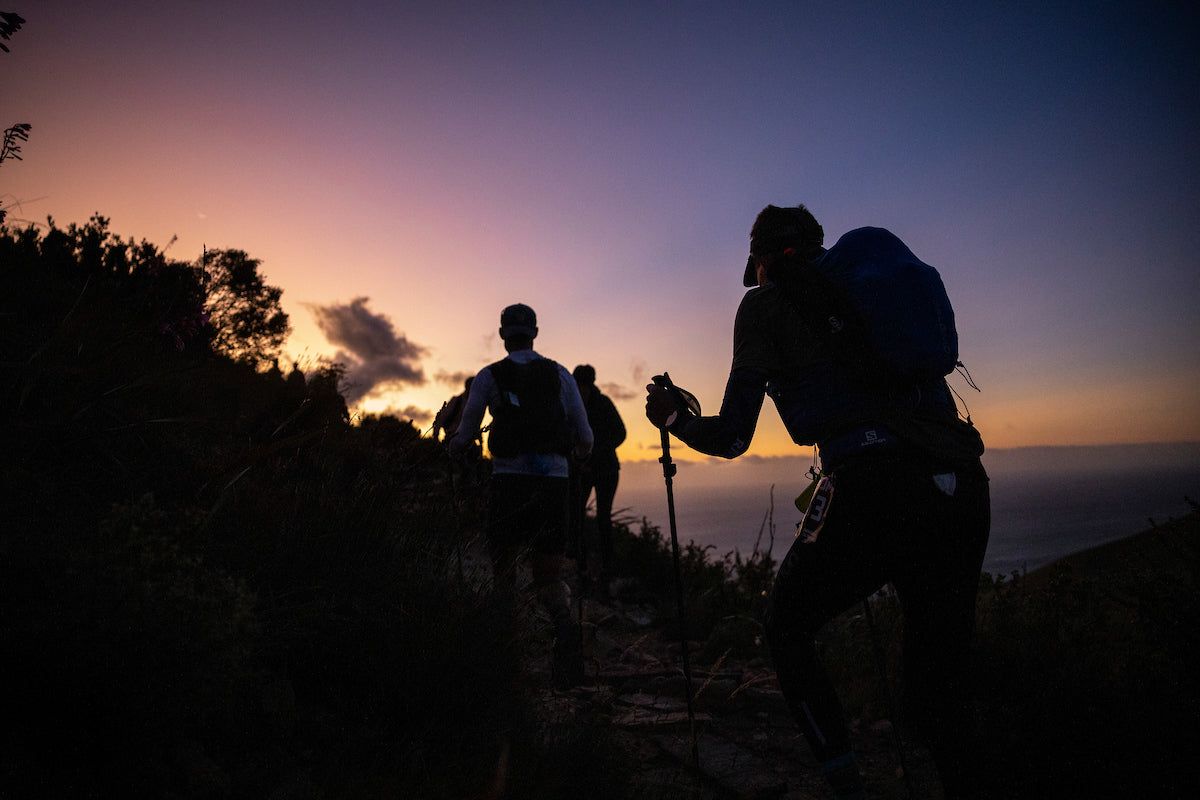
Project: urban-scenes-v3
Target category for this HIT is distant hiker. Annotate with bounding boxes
[569,364,626,590]
[432,377,473,443]
[285,361,307,409]
[450,303,594,689]
[645,205,990,799]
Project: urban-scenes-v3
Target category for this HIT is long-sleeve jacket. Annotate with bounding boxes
[583,390,625,475]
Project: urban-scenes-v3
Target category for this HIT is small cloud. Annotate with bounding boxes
[435,369,476,389]
[306,297,427,405]
[601,382,638,402]
[630,358,650,387]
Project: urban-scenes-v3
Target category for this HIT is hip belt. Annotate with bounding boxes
[818,425,904,470]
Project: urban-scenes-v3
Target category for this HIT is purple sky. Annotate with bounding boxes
[4,1,1198,461]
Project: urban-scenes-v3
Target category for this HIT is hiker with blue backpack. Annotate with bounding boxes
[451,303,594,689]
[645,205,990,799]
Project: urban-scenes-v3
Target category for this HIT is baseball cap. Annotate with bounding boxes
[499,303,538,339]
[743,204,824,287]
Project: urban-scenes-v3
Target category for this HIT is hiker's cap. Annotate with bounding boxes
[743,204,824,287]
[499,303,538,339]
[742,255,758,289]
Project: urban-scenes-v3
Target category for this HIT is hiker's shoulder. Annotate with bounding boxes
[737,283,783,310]
[735,284,792,329]
[527,351,571,378]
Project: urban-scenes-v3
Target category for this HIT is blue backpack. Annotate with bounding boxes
[777,227,959,382]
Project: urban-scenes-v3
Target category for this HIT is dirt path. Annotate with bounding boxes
[531,590,948,800]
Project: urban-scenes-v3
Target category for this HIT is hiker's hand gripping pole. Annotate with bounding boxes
[650,373,700,768]
[645,371,700,431]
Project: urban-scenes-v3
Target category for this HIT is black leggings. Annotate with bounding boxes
[487,473,569,594]
[576,469,619,573]
[764,456,990,780]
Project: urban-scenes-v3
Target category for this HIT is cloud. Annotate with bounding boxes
[306,297,427,405]
[630,358,650,387]
[600,382,638,402]
[435,369,476,389]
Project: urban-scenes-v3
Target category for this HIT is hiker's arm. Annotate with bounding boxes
[449,371,491,456]
[595,395,626,452]
[668,291,772,458]
[670,366,767,459]
[607,396,627,449]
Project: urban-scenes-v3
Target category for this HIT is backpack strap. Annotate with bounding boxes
[771,258,876,376]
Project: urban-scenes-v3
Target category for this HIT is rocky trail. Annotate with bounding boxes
[524,584,949,800]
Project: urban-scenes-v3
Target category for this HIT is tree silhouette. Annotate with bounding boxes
[1,11,30,223]
[0,11,24,53]
[201,248,291,367]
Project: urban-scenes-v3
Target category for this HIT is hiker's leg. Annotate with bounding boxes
[891,460,991,798]
[568,466,588,571]
[526,476,584,687]
[527,475,570,590]
[486,474,526,602]
[592,470,618,577]
[489,543,521,603]
[532,548,573,637]
[764,464,888,795]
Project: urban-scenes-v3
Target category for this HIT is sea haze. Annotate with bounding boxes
[615,442,1200,576]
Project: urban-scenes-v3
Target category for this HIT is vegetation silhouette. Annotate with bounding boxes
[1,9,31,224]
[202,247,291,367]
[2,216,1197,798]
[0,10,24,52]
[0,217,529,797]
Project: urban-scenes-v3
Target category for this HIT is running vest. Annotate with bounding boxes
[486,357,572,457]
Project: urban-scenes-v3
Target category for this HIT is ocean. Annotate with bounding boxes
[614,442,1200,577]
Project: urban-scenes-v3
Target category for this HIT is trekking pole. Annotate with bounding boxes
[862,594,917,799]
[652,374,700,769]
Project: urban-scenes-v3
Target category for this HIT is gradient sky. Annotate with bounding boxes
[5,1,1198,464]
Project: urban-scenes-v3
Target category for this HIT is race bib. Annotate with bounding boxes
[796,476,834,543]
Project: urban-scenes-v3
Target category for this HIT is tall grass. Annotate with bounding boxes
[965,508,1200,798]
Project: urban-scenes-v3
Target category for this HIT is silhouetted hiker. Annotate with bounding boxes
[569,364,626,592]
[285,361,307,410]
[645,205,990,799]
[432,377,473,442]
[450,303,594,689]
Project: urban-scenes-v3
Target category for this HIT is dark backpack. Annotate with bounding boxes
[774,227,959,383]
[487,357,572,457]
